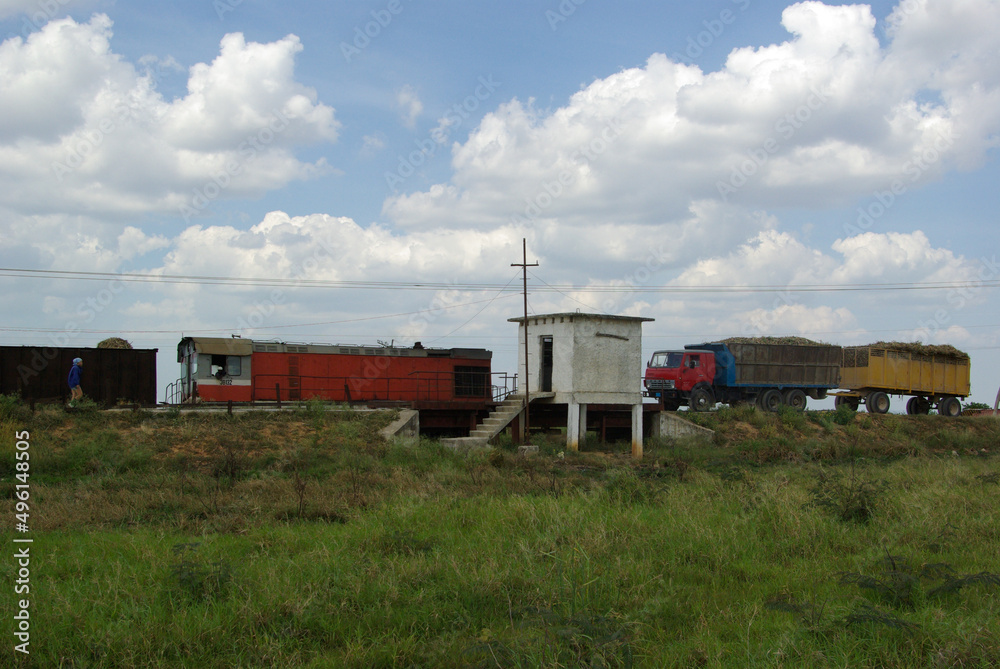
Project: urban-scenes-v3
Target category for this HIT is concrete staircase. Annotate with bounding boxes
[441,393,531,449]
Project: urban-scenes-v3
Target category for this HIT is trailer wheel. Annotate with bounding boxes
[782,389,808,411]
[938,396,962,417]
[689,387,715,412]
[906,397,931,415]
[866,391,890,414]
[758,389,782,412]
[834,395,859,412]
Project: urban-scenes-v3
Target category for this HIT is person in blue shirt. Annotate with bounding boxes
[68,357,84,405]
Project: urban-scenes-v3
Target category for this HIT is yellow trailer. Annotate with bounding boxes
[834,346,970,416]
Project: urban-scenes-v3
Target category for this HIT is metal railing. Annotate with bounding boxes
[164,379,184,405]
[491,372,518,403]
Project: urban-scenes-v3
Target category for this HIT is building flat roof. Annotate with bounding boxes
[507,312,654,324]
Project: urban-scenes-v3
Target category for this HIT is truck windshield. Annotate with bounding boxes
[649,352,685,368]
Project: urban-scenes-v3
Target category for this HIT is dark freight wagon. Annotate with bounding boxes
[0,346,158,406]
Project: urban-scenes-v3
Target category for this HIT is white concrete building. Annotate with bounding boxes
[508,312,653,457]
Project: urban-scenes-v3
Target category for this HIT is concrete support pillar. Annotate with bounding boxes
[631,403,643,459]
[567,402,580,451]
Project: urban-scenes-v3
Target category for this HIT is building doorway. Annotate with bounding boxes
[540,336,553,392]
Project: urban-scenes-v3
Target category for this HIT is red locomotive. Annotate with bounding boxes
[175,337,495,433]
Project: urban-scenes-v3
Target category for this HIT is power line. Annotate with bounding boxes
[0,294,521,336]
[427,270,522,344]
[2,266,998,294]
[528,270,602,311]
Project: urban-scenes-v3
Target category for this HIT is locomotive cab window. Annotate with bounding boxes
[210,355,242,378]
[454,366,488,397]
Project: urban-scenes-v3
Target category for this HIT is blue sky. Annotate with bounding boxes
[1,0,998,407]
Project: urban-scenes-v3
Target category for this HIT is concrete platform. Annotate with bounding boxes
[649,411,715,442]
[380,409,419,440]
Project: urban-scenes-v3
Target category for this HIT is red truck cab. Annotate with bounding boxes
[644,349,716,410]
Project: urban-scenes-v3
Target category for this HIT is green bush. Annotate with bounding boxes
[0,393,32,423]
[808,464,888,523]
[833,404,857,425]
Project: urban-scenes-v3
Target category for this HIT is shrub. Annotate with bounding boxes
[808,464,888,523]
[167,542,232,603]
[603,467,658,505]
[832,405,856,426]
[0,393,32,423]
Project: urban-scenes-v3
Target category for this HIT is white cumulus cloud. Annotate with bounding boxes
[383,0,1000,236]
[0,15,340,217]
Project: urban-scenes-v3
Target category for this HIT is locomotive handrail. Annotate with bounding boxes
[491,372,517,402]
[164,379,183,405]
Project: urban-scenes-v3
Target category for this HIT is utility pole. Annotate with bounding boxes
[511,238,538,442]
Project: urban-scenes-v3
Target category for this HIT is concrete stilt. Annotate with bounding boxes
[567,402,580,451]
[631,404,643,459]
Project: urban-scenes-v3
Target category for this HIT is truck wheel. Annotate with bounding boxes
[834,395,859,412]
[905,397,919,415]
[689,387,715,412]
[758,389,782,412]
[866,391,890,414]
[906,397,931,415]
[783,389,808,412]
[938,397,962,417]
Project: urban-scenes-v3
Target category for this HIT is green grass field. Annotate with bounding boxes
[2,398,999,668]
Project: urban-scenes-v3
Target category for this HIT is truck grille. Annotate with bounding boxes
[646,379,675,390]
